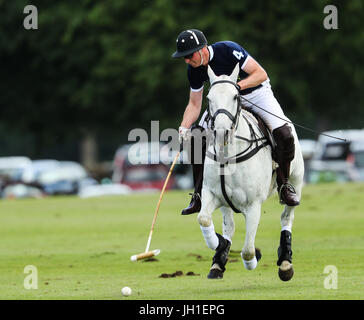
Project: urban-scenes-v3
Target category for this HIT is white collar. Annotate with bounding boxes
[208,45,214,61]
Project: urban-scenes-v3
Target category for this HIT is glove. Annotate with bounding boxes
[178,126,191,144]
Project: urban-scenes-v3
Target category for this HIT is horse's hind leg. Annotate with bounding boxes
[241,202,262,270]
[277,171,303,281]
[277,205,295,281]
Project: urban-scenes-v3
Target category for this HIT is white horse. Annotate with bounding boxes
[197,63,304,280]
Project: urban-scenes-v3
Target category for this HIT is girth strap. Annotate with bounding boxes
[235,140,269,163]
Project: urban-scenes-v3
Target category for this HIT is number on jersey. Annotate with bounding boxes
[233,50,244,60]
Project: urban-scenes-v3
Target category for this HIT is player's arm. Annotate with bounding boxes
[237,57,268,90]
[180,88,203,129]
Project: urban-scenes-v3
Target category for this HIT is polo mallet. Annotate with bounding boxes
[130,151,180,261]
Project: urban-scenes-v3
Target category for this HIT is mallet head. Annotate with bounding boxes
[130,249,161,262]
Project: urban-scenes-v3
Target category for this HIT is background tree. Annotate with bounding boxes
[0,0,363,164]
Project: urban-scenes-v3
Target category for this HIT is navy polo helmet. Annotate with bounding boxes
[172,29,207,58]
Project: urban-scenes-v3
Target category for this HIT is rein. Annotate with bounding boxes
[206,118,269,165]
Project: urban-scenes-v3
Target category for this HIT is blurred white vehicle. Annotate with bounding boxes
[21,160,97,195]
[299,139,318,183]
[112,142,193,190]
[78,183,132,198]
[21,159,60,183]
[0,156,32,181]
[2,183,43,199]
[299,139,318,160]
[308,129,364,183]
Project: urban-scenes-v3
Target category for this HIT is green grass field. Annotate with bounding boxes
[0,183,363,300]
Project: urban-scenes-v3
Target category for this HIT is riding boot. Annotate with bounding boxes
[276,160,300,206]
[181,163,203,215]
[181,125,206,215]
[273,124,300,207]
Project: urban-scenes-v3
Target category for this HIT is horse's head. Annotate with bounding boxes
[207,63,241,148]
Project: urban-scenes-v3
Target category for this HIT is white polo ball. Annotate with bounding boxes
[121,286,132,296]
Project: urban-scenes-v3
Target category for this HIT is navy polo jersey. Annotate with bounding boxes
[187,41,259,94]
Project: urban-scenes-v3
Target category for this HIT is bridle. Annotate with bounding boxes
[205,79,270,166]
[207,80,242,131]
[205,79,270,213]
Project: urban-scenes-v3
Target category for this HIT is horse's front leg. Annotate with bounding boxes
[198,189,230,279]
[241,202,262,270]
[197,188,220,250]
[220,206,235,243]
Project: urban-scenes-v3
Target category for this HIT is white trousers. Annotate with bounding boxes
[199,80,290,132]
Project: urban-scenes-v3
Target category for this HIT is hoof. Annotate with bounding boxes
[255,248,262,262]
[278,260,294,281]
[207,268,224,279]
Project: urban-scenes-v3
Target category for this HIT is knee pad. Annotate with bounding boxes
[272,124,295,162]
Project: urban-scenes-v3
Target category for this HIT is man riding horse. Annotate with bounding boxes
[172,29,300,213]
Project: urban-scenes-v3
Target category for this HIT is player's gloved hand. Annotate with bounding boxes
[178,126,192,144]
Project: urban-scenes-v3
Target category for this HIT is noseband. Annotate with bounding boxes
[207,80,242,131]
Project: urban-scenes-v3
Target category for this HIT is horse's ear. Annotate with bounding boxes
[230,63,240,82]
[207,65,217,83]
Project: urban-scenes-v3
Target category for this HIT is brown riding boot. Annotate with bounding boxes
[276,162,300,206]
[273,124,300,207]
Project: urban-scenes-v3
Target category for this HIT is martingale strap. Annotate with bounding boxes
[220,164,241,213]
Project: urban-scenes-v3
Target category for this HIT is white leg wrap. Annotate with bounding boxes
[223,234,232,244]
[281,225,292,233]
[242,255,258,270]
[200,224,219,250]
